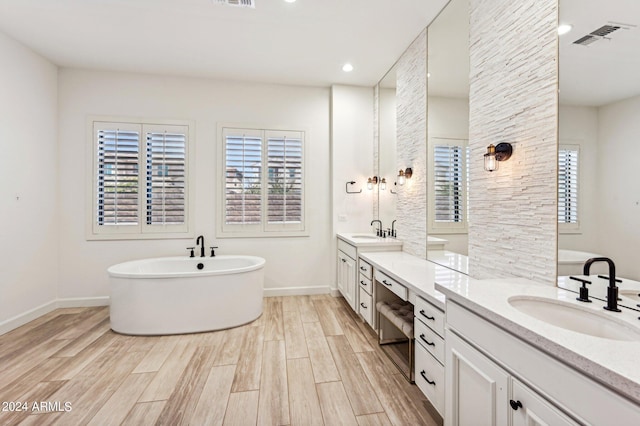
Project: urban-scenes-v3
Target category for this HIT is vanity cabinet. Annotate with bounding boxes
[444,300,640,425]
[358,258,374,327]
[337,249,356,310]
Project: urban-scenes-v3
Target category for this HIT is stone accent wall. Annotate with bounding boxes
[467,0,558,284]
[395,29,428,258]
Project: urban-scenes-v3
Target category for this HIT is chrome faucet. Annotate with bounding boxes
[370,220,383,236]
[583,257,621,312]
[196,235,205,258]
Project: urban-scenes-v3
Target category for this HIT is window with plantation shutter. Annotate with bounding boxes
[90,120,192,239]
[429,137,468,233]
[558,145,579,230]
[220,126,306,236]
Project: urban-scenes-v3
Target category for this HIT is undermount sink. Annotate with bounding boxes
[508,296,640,341]
[620,290,640,302]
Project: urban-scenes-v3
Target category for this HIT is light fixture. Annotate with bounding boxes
[367,176,378,190]
[484,142,513,172]
[379,178,387,191]
[397,168,412,185]
[558,23,573,35]
[342,63,354,72]
[284,0,297,3]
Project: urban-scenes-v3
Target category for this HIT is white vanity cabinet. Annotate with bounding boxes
[358,258,374,327]
[444,300,640,426]
[337,248,356,310]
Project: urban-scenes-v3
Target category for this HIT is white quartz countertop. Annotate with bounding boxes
[435,278,640,404]
[426,249,469,275]
[358,251,470,310]
[337,233,403,248]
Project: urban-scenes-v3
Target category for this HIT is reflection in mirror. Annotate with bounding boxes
[377,64,397,228]
[425,0,470,272]
[557,0,640,307]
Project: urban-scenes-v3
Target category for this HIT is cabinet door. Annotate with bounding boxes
[445,331,509,426]
[337,250,356,310]
[510,379,578,426]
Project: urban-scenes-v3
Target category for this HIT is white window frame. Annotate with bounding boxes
[217,123,308,238]
[428,136,469,234]
[558,143,581,233]
[86,116,195,241]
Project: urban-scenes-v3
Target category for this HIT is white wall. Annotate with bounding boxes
[0,31,58,328]
[58,69,332,299]
[597,95,640,280]
[331,85,376,235]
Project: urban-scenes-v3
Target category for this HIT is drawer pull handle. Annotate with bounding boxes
[420,370,436,386]
[341,258,346,263]
[360,280,367,286]
[360,266,367,271]
[382,280,392,286]
[509,400,523,411]
[360,302,367,309]
[419,334,435,346]
[419,310,435,321]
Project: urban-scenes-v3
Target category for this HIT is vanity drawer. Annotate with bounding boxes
[415,296,445,338]
[415,317,445,364]
[359,275,372,295]
[359,287,374,327]
[375,270,407,300]
[415,343,444,416]
[358,258,373,280]
[337,239,357,259]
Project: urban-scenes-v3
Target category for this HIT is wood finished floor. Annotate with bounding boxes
[0,295,441,426]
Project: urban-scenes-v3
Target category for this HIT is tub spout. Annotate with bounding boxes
[196,235,205,258]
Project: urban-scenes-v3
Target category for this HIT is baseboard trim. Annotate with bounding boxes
[0,297,110,336]
[264,286,332,297]
[0,300,58,336]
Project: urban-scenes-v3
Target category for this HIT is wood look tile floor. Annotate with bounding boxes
[0,295,442,426]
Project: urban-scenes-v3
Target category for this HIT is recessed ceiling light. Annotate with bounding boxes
[558,24,573,35]
[342,63,354,72]
[284,0,297,3]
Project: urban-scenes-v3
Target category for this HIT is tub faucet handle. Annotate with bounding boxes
[187,247,195,258]
[210,246,218,257]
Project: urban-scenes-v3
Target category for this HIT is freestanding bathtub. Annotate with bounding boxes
[108,255,265,335]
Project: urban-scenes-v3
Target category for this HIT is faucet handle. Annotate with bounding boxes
[210,246,218,257]
[187,247,195,258]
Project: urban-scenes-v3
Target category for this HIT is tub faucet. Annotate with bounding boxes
[370,220,383,236]
[196,235,205,258]
[583,257,621,312]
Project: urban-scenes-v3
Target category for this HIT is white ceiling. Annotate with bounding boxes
[560,0,640,106]
[0,0,449,87]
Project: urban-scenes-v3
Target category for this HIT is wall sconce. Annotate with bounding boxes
[484,143,512,172]
[367,176,378,190]
[379,178,387,191]
[397,168,413,185]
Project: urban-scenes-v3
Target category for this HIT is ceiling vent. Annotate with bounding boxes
[215,0,255,8]
[573,24,623,46]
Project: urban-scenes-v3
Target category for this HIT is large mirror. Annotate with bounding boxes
[377,64,397,228]
[557,0,640,302]
[424,0,470,271]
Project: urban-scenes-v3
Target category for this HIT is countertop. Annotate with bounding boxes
[426,250,469,275]
[337,232,403,249]
[435,278,640,405]
[358,251,470,311]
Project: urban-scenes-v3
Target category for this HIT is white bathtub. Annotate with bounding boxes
[108,255,265,335]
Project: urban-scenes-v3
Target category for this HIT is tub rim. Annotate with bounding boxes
[107,255,266,279]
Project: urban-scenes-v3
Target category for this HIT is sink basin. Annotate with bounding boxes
[350,235,379,239]
[620,290,640,302]
[508,296,640,341]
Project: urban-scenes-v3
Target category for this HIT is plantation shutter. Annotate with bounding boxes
[433,144,465,223]
[145,125,188,231]
[558,145,579,226]
[266,130,304,230]
[95,124,140,231]
[224,129,263,229]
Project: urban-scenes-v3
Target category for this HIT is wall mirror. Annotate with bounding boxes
[377,64,398,229]
[424,0,470,270]
[557,0,640,305]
